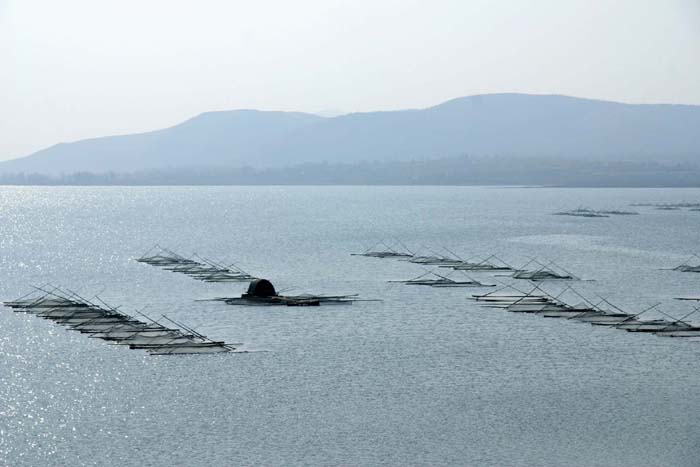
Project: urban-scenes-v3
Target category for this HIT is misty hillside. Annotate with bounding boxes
[2,93,699,174]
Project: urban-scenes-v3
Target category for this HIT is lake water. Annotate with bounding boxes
[1,186,699,466]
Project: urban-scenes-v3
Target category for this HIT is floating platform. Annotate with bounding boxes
[210,279,373,307]
[4,287,239,355]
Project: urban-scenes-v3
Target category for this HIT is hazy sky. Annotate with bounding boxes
[2,0,699,161]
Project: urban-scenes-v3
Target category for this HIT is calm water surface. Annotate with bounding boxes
[1,186,699,466]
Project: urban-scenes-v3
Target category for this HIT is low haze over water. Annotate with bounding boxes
[1,186,700,466]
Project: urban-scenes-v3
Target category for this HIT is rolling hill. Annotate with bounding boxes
[2,93,698,175]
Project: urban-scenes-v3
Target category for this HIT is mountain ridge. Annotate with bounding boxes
[2,93,699,175]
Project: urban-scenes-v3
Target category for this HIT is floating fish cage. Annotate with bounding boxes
[136,245,257,283]
[207,279,374,306]
[671,255,700,273]
[405,255,463,266]
[3,287,239,355]
[351,240,414,259]
[553,206,639,217]
[470,285,700,338]
[353,244,581,282]
[631,202,700,211]
[553,207,610,218]
[443,254,516,272]
[389,271,495,288]
[352,242,519,274]
[508,259,581,281]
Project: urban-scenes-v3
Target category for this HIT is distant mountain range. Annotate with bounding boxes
[2,93,699,175]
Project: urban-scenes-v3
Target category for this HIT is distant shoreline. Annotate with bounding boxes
[1,155,698,188]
